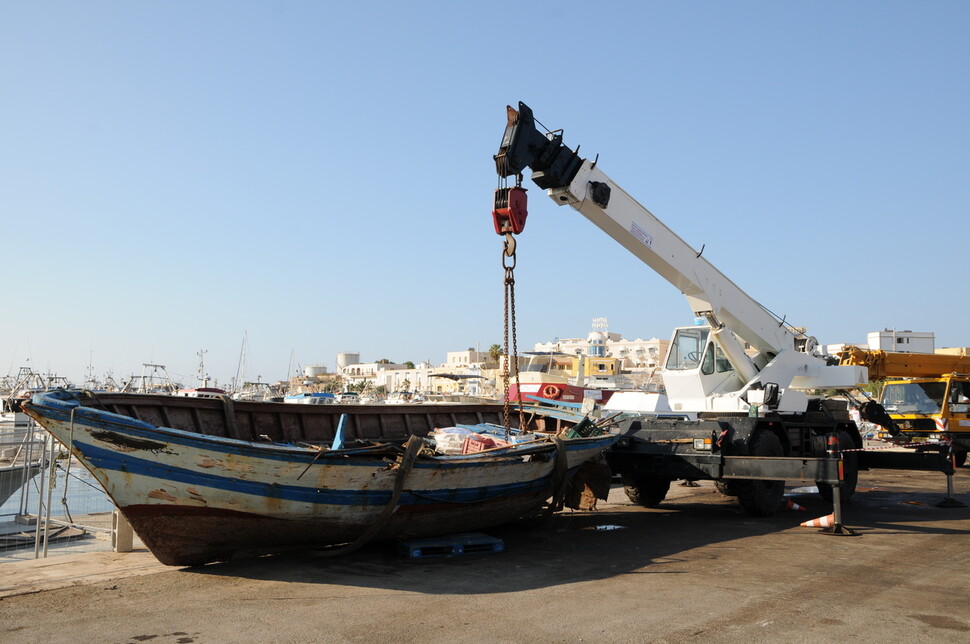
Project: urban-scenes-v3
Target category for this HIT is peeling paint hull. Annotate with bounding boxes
[24,391,615,566]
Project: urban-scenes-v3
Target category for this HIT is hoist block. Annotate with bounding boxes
[492,187,528,235]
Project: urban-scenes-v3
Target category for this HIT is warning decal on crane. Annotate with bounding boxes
[630,221,654,248]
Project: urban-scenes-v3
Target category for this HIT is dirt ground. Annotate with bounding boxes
[2,466,969,644]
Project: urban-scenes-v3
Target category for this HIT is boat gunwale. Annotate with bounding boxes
[24,391,617,465]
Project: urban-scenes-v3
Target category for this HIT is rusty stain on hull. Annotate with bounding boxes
[148,489,178,502]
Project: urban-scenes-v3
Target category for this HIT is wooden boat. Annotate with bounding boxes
[507,352,621,405]
[23,390,616,566]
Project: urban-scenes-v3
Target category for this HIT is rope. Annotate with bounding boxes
[54,461,104,492]
[544,436,569,517]
[217,395,237,439]
[75,389,108,410]
[307,435,424,558]
[61,407,77,525]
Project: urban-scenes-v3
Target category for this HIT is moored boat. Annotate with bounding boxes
[23,390,617,566]
[176,387,228,399]
[0,422,46,507]
[508,352,622,405]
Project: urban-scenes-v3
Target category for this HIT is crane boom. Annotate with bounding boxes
[495,102,865,411]
[839,347,970,380]
[495,102,796,360]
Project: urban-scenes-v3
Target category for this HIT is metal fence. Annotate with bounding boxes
[0,424,134,563]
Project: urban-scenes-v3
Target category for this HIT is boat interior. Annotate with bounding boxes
[61,391,576,445]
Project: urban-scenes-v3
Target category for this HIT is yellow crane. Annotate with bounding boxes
[839,348,970,466]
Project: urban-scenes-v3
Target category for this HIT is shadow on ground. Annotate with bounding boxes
[182,476,970,594]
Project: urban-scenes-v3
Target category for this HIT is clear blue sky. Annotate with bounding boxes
[2,1,967,387]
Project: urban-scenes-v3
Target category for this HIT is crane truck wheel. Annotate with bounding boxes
[736,431,785,516]
[622,474,671,507]
[816,430,859,503]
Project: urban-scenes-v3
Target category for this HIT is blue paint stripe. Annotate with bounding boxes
[32,395,616,510]
[76,441,552,507]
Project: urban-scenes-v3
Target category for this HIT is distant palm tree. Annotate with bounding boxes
[488,344,503,367]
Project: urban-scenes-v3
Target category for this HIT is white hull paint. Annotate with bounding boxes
[25,391,615,565]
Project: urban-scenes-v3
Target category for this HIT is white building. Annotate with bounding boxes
[445,349,489,368]
[336,350,493,396]
[533,325,668,371]
[338,360,407,387]
[824,329,937,357]
[866,329,935,354]
[372,362,436,393]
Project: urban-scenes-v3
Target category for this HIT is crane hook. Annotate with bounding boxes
[503,233,517,263]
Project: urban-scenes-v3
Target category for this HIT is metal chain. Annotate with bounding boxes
[502,234,525,439]
[509,257,526,434]
[502,264,510,435]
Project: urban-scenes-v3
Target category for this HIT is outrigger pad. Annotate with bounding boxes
[819,524,859,537]
[936,497,967,508]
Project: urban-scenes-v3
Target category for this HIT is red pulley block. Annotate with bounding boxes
[492,187,528,235]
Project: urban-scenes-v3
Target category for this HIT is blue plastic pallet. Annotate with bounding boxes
[397,533,505,559]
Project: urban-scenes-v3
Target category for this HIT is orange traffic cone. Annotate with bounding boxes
[786,499,808,511]
[800,514,835,528]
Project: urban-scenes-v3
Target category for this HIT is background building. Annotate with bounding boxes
[532,318,669,371]
[825,329,937,356]
[866,329,935,354]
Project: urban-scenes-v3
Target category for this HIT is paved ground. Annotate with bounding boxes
[1,466,968,644]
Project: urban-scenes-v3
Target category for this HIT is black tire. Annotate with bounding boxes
[737,431,785,516]
[623,475,671,507]
[954,450,968,468]
[817,430,859,502]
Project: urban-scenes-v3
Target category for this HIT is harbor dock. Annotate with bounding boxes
[1,465,968,643]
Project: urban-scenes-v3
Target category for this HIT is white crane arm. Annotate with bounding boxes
[550,160,796,358]
[494,101,795,358]
[494,102,866,402]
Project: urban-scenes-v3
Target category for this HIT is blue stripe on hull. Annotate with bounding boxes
[76,440,553,508]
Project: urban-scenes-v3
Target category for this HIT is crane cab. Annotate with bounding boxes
[662,325,746,410]
[879,375,970,459]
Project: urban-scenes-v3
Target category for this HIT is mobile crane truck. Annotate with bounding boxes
[840,347,970,466]
[493,102,900,516]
